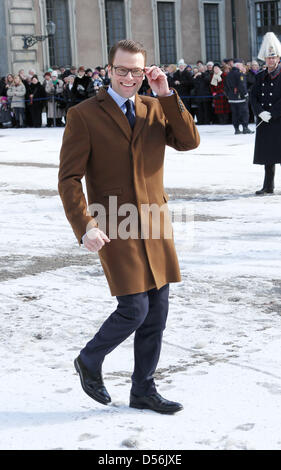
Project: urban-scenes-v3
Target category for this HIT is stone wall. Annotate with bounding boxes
[7,0,40,74]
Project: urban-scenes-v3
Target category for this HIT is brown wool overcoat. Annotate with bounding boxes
[58,87,200,296]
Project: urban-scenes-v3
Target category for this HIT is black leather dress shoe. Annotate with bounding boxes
[74,356,111,405]
[255,188,274,195]
[130,391,183,414]
[243,127,254,134]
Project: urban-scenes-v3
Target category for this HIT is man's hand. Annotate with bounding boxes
[83,227,110,252]
[259,111,272,123]
[145,66,170,97]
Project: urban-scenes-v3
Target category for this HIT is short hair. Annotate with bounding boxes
[108,39,147,65]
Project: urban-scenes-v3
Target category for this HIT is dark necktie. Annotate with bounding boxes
[125,99,136,129]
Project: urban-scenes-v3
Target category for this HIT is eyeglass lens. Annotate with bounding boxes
[115,67,143,77]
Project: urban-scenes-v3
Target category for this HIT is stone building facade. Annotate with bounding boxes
[1,0,281,77]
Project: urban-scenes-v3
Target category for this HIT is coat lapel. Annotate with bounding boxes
[133,94,147,143]
[96,87,132,142]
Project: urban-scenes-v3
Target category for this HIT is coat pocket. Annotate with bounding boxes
[102,187,123,197]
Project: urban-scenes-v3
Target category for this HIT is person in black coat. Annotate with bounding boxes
[63,75,76,117]
[86,71,104,98]
[72,66,91,103]
[224,59,254,134]
[0,76,7,96]
[247,61,260,91]
[28,75,46,127]
[100,68,110,86]
[192,65,212,124]
[246,61,260,123]
[173,60,193,113]
[250,33,281,195]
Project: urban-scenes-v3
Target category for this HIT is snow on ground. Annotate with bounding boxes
[0,124,281,450]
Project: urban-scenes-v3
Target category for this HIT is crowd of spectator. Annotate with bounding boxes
[0,58,268,129]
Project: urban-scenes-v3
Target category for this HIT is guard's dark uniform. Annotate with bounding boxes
[225,66,251,132]
[250,64,281,191]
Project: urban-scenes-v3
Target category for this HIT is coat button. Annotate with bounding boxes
[262,93,264,96]
[271,83,273,86]
[270,93,272,95]
[262,103,264,105]
[269,103,272,106]
[262,83,265,86]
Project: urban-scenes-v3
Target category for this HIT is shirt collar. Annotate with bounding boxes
[107,86,135,108]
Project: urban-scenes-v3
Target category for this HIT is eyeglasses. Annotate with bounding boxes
[111,66,145,77]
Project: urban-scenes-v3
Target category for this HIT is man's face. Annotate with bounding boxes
[251,61,259,71]
[235,62,243,71]
[168,65,175,74]
[265,56,279,71]
[108,49,145,98]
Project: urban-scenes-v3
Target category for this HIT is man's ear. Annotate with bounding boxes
[107,65,112,78]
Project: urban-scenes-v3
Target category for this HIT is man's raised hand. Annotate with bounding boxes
[144,66,171,97]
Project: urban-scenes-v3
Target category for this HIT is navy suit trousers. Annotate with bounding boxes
[80,284,169,396]
[230,101,249,128]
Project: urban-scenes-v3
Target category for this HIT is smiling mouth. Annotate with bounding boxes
[120,83,136,87]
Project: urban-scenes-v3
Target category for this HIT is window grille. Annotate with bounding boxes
[157,2,177,64]
[204,3,221,62]
[105,0,126,56]
[255,1,281,52]
[46,0,71,67]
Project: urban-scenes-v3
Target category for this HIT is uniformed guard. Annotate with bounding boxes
[250,32,281,195]
[224,59,254,134]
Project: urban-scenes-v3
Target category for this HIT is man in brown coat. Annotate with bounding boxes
[58,40,200,414]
